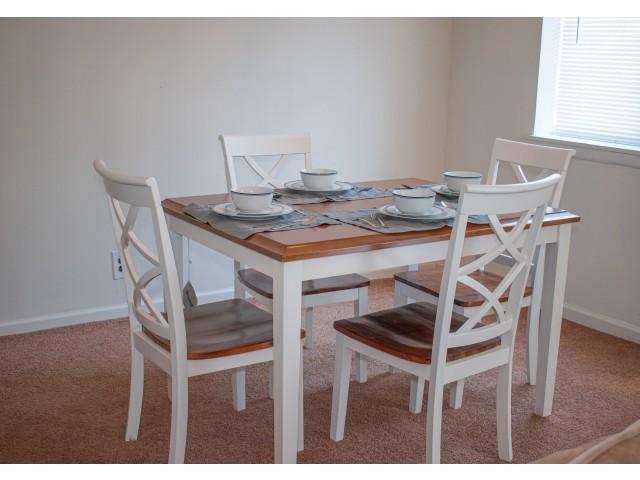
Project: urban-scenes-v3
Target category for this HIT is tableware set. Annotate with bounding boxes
[226,168,346,221]
[224,168,477,225]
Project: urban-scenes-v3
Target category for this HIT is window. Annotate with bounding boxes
[534,17,640,150]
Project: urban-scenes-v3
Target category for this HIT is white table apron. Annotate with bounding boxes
[167,214,572,463]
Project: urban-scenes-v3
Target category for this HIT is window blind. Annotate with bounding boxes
[535,17,640,149]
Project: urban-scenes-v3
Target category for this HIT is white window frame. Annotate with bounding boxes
[531,17,640,170]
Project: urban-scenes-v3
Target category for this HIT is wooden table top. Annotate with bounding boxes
[161,178,581,263]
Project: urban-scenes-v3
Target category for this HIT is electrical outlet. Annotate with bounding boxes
[111,251,123,280]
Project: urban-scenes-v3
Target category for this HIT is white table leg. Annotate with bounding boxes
[168,218,188,290]
[272,261,303,464]
[535,224,572,417]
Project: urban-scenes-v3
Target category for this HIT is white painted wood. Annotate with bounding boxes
[165,179,572,464]
[232,367,246,411]
[218,133,370,349]
[168,225,188,291]
[354,286,369,382]
[298,348,304,452]
[448,380,464,409]
[219,133,313,189]
[125,347,144,440]
[535,223,572,417]
[303,308,313,348]
[271,260,303,464]
[93,159,284,464]
[395,139,575,412]
[329,175,560,463]
[329,333,352,442]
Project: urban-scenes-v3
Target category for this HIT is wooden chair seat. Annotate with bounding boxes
[394,269,533,308]
[238,268,370,299]
[145,299,304,360]
[334,302,501,365]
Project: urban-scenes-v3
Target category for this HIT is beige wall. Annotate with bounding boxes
[0,18,453,331]
[2,17,638,341]
[445,18,640,341]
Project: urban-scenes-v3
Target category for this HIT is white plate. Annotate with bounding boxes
[431,185,460,197]
[212,202,294,220]
[378,204,455,220]
[284,180,353,194]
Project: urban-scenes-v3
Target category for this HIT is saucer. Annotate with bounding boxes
[431,185,460,197]
[284,180,353,194]
[212,202,294,220]
[378,204,455,220]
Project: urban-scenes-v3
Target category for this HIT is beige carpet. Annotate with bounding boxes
[1,279,639,464]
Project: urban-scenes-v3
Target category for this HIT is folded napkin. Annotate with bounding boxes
[324,208,447,234]
[183,203,341,240]
[274,184,394,205]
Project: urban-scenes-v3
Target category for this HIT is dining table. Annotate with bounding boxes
[161,177,581,464]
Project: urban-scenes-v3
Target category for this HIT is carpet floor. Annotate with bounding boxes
[1,279,639,464]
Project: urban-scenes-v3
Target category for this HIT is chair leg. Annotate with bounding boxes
[298,348,304,452]
[393,282,407,308]
[233,261,247,299]
[330,334,352,441]
[268,362,274,399]
[448,380,464,409]
[304,308,313,349]
[496,363,513,461]
[167,374,172,401]
[426,374,445,464]
[409,376,425,414]
[354,287,369,382]
[389,284,406,374]
[168,372,188,464]
[526,302,540,386]
[232,367,246,411]
[356,286,369,315]
[527,249,545,386]
[355,352,368,383]
[126,347,144,441]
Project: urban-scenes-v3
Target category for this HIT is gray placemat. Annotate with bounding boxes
[183,203,341,240]
[274,183,394,205]
[324,208,448,234]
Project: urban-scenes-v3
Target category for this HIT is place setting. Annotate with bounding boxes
[395,171,491,224]
[182,185,340,240]
[274,168,394,204]
[326,188,455,233]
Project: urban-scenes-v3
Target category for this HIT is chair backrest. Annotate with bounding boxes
[432,173,561,363]
[93,159,186,357]
[219,133,313,189]
[487,138,575,208]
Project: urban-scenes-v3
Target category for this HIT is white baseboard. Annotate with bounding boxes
[0,270,401,336]
[0,288,235,337]
[4,281,639,346]
[563,303,640,344]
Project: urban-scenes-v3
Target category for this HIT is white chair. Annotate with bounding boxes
[330,173,561,463]
[219,133,370,352]
[393,138,575,412]
[94,159,303,463]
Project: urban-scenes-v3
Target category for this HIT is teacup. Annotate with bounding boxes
[443,171,483,193]
[230,186,274,213]
[392,189,435,215]
[300,168,338,190]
